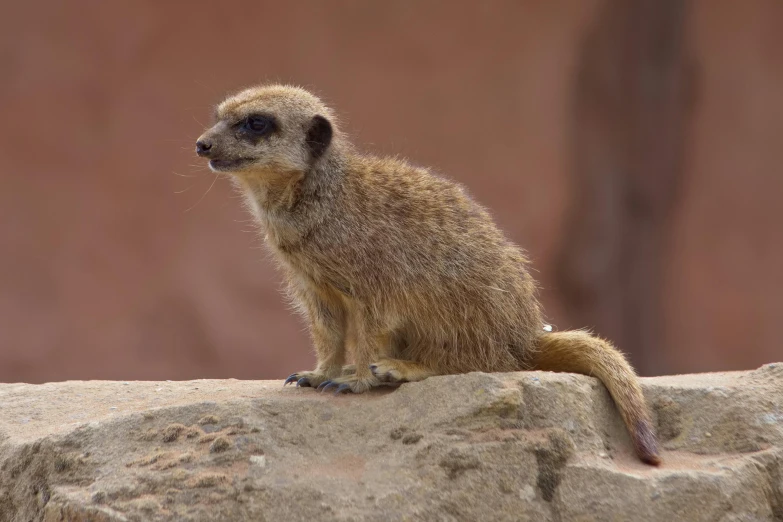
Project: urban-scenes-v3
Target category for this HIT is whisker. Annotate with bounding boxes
[172,170,204,178]
[184,174,220,212]
[174,184,197,194]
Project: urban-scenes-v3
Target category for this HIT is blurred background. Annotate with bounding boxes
[1,1,781,384]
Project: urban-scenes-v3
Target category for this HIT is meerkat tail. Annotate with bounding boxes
[531,330,661,466]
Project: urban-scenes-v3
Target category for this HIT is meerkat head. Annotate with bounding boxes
[195,85,336,175]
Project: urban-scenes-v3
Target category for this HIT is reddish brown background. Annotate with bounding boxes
[1,1,781,383]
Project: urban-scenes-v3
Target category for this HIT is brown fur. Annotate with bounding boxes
[534,331,660,465]
[195,84,661,465]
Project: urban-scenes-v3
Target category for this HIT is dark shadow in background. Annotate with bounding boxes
[557,0,694,375]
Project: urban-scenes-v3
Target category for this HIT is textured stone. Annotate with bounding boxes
[1,365,781,521]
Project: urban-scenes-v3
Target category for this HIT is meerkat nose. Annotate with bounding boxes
[195,140,213,157]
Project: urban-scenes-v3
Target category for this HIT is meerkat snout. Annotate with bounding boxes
[195,139,213,157]
[195,120,261,173]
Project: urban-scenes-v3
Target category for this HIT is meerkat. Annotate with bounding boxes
[195,84,661,465]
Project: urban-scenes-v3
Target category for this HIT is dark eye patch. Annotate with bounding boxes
[235,114,278,140]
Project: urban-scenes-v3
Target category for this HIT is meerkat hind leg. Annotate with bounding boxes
[370,357,436,383]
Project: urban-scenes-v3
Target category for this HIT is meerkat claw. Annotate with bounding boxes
[318,381,337,392]
[334,383,353,394]
[283,374,299,386]
[296,377,312,388]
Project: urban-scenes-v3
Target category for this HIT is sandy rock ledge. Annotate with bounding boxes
[1,364,782,521]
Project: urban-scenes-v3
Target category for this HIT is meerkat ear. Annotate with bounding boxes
[306,115,332,160]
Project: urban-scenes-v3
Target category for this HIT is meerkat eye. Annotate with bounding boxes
[244,115,273,134]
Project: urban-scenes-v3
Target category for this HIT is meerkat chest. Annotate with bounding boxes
[272,235,353,298]
[279,249,353,303]
[259,209,308,251]
[259,206,354,297]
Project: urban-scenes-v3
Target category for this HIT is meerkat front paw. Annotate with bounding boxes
[316,374,379,394]
[283,370,333,388]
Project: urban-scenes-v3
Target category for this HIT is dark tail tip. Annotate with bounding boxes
[635,420,662,466]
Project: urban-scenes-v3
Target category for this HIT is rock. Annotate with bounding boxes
[249,455,266,469]
[0,366,781,521]
[161,423,187,443]
[208,436,230,454]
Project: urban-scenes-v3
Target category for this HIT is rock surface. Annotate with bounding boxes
[1,365,782,521]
